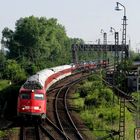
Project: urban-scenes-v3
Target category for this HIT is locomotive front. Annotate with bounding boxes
[17,79,47,119]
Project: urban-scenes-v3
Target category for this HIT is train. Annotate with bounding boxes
[17,60,108,119]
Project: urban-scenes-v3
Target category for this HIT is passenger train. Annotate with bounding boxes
[17,60,108,119]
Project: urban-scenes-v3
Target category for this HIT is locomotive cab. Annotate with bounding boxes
[17,88,46,119]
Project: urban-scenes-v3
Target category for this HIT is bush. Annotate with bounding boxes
[79,81,93,97]
[85,93,101,107]
[3,59,26,83]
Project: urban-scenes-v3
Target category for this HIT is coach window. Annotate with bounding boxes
[34,94,44,100]
[20,93,31,99]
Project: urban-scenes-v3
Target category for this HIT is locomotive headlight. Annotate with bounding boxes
[22,106,30,110]
[21,106,25,110]
[34,106,41,110]
[34,106,39,110]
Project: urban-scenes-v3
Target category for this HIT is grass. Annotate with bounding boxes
[0,128,19,139]
[72,91,136,139]
[72,92,85,108]
[0,131,8,138]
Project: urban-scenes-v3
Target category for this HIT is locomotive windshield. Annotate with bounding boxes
[23,81,43,89]
[20,93,31,99]
[34,93,44,100]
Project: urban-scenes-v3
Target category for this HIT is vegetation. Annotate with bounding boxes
[0,80,10,91]
[0,80,11,110]
[130,50,140,61]
[3,60,26,83]
[1,16,73,76]
[72,72,135,139]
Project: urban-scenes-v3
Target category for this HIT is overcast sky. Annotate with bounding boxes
[0,0,140,51]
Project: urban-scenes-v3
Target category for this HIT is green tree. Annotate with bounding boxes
[0,52,7,78]
[3,60,26,83]
[2,16,71,72]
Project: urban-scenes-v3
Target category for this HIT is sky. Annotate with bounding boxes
[0,0,140,51]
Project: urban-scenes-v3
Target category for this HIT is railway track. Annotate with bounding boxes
[20,124,40,140]
[39,117,70,140]
[55,83,83,139]
[47,72,92,140]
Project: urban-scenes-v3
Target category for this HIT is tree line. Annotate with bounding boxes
[0,15,139,83]
[0,16,83,83]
